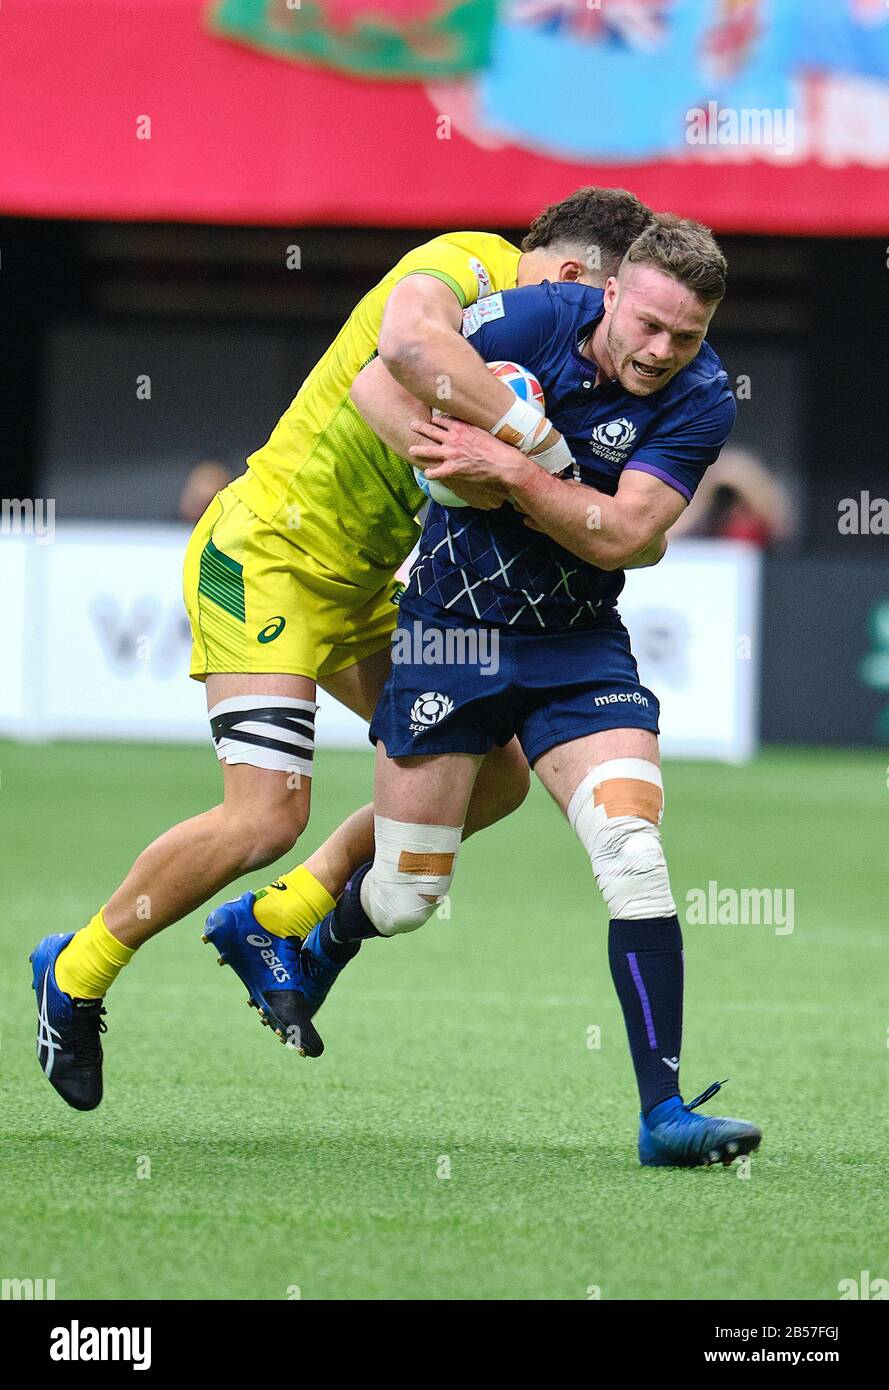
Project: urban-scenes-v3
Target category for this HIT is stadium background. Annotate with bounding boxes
[1,0,887,1302]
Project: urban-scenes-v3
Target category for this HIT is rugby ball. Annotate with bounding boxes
[413,360,545,508]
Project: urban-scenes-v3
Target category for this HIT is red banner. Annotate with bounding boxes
[1,0,887,232]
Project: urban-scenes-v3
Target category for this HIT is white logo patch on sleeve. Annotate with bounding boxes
[462,293,505,338]
[469,256,492,298]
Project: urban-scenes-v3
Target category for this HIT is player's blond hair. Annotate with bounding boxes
[622,214,727,304]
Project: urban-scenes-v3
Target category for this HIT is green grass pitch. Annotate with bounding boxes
[1,740,886,1301]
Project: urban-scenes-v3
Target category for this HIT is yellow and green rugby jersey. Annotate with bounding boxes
[232,231,521,582]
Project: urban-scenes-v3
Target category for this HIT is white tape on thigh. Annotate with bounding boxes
[208,695,317,776]
[360,816,463,936]
[567,759,676,920]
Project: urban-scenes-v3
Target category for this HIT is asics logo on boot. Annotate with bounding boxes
[246,933,291,984]
[37,973,62,1077]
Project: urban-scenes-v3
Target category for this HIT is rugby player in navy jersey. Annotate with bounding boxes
[281,216,762,1166]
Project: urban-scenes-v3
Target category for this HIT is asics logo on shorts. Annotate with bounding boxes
[257,616,286,644]
[409,692,454,732]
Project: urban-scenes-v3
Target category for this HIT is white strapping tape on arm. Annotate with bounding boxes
[490,396,574,476]
[527,435,574,476]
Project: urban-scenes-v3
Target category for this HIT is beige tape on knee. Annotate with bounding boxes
[567,759,676,920]
[360,816,463,936]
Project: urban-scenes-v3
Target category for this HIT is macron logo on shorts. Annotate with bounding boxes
[594,692,649,707]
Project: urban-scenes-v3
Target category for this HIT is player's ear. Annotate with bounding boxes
[557,259,586,283]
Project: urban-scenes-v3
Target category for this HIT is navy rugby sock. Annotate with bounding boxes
[608,915,684,1116]
[324,862,380,953]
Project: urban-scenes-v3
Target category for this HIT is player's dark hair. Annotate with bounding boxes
[521,186,655,278]
[622,213,728,303]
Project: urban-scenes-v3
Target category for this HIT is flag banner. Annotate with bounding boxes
[1,0,889,230]
[466,0,889,162]
[209,0,497,79]
[797,0,889,81]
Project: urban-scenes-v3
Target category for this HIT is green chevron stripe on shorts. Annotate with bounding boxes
[199,538,246,622]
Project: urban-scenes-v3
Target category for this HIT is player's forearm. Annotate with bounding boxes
[349,360,431,459]
[380,322,567,468]
[380,320,515,427]
[508,464,658,571]
[623,533,668,569]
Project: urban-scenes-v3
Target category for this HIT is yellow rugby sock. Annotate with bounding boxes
[55,908,135,999]
[252,865,336,941]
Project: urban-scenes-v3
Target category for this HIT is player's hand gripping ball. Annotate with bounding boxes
[413,360,545,508]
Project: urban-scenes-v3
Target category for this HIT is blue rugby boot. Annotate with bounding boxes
[202,892,324,1058]
[297,917,360,1019]
[290,863,371,1023]
[30,933,107,1111]
[639,1080,761,1168]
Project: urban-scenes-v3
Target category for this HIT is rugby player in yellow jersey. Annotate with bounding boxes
[31,188,658,1108]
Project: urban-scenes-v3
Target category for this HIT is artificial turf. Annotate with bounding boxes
[1,741,886,1300]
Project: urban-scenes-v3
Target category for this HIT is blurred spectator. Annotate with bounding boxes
[669,446,795,548]
[178,460,233,523]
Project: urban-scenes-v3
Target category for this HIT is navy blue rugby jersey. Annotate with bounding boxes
[406,280,736,631]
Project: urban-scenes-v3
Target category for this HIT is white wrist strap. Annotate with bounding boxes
[528,434,575,476]
[491,396,575,475]
[491,396,550,452]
